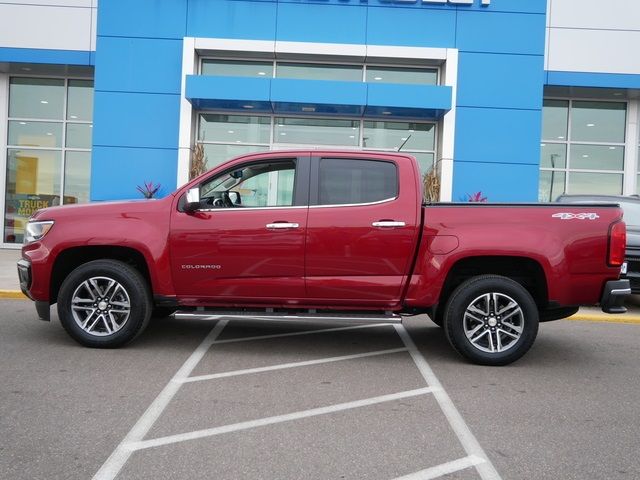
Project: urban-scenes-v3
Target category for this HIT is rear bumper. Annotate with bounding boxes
[600,279,630,314]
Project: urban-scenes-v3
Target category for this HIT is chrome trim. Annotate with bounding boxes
[174,311,402,324]
[309,196,397,209]
[266,222,299,229]
[610,288,631,296]
[372,221,406,228]
[195,205,308,212]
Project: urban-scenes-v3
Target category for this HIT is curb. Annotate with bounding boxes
[567,314,640,325]
[0,290,27,299]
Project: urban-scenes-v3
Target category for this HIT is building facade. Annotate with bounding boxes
[0,0,639,245]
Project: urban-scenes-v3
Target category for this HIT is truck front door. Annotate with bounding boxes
[169,155,310,304]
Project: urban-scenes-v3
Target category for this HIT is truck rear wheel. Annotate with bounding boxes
[57,260,152,348]
[442,275,539,366]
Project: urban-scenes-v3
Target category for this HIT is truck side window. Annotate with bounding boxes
[200,160,296,208]
[318,158,398,205]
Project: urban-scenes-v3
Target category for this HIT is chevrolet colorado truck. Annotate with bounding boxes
[17,150,630,365]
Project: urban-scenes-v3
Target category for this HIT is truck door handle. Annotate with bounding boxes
[266,222,299,229]
[372,221,406,228]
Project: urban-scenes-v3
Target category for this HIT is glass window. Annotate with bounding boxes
[570,101,626,143]
[64,151,91,204]
[199,114,270,144]
[275,118,359,146]
[366,66,437,85]
[539,143,566,169]
[67,80,94,121]
[201,60,273,78]
[542,99,568,141]
[8,121,63,148]
[4,149,62,243]
[539,170,566,202]
[66,123,93,149]
[4,77,94,243]
[9,78,64,120]
[318,158,397,205]
[412,153,435,174]
[567,172,623,195]
[200,160,296,208]
[363,121,434,150]
[569,144,624,171]
[202,144,270,170]
[276,63,362,82]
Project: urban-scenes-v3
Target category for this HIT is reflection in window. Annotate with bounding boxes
[538,98,626,201]
[276,63,362,82]
[201,60,273,78]
[275,118,359,146]
[366,66,437,85]
[4,77,94,243]
[319,159,398,205]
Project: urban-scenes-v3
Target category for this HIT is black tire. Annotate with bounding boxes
[442,275,539,366]
[57,259,152,348]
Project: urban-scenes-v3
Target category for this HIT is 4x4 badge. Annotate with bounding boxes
[552,212,600,220]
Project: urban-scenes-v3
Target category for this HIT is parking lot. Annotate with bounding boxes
[1,299,640,480]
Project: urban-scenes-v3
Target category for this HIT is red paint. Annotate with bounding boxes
[22,150,624,313]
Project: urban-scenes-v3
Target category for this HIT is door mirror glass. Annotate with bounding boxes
[184,187,201,212]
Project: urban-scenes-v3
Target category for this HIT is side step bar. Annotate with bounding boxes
[174,310,402,325]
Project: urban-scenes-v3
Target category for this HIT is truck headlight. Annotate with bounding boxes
[24,221,54,243]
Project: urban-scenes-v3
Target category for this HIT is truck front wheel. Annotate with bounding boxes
[57,260,152,348]
[442,275,539,366]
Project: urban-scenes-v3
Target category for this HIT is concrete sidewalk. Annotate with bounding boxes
[1,248,639,322]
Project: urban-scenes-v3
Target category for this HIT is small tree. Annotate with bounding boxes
[190,143,208,180]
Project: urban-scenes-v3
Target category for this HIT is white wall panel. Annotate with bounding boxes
[549,0,640,31]
[0,0,92,6]
[547,28,640,75]
[0,3,92,51]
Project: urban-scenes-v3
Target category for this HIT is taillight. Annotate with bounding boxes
[608,221,626,267]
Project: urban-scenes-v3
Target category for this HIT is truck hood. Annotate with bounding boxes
[30,196,174,221]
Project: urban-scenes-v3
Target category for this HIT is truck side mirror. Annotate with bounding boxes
[184,187,201,212]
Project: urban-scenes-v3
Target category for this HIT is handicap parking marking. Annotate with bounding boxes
[94,319,500,480]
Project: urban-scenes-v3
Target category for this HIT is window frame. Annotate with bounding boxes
[539,97,628,201]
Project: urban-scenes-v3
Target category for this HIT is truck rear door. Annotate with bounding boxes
[304,154,421,307]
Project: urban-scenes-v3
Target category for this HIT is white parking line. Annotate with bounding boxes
[182,347,408,383]
[212,322,394,344]
[394,324,502,480]
[126,387,438,451]
[92,320,229,480]
[393,455,486,480]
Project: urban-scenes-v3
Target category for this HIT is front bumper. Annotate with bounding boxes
[600,279,631,314]
[17,258,50,321]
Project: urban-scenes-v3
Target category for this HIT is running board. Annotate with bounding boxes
[174,310,402,325]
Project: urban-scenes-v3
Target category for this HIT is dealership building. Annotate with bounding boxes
[1,0,639,245]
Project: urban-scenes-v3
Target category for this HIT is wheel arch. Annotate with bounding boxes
[438,255,548,311]
[50,245,152,304]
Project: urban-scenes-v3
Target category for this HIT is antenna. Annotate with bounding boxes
[397,134,412,152]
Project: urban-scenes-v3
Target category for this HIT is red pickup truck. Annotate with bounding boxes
[18,150,630,365]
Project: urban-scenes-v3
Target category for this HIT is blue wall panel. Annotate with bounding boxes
[456,52,544,110]
[456,11,545,55]
[187,0,277,40]
[91,147,178,201]
[97,0,186,39]
[454,107,542,166]
[276,3,366,44]
[95,37,182,94]
[547,71,640,90]
[92,92,180,150]
[0,47,91,65]
[452,162,539,202]
[366,6,456,47]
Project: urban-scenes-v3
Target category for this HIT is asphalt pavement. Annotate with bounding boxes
[1,301,639,480]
